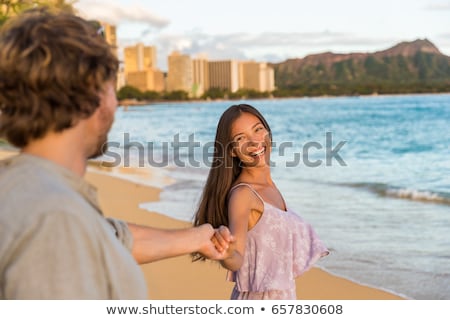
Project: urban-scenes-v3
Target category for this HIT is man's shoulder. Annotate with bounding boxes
[0,154,93,220]
[0,154,62,195]
[0,156,105,255]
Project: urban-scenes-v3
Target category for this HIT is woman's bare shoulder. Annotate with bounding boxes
[228,183,263,213]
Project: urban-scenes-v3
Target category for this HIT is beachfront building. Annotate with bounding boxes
[239,61,275,92]
[192,58,209,98]
[125,69,165,93]
[167,51,193,95]
[208,60,240,93]
[124,43,157,73]
[123,43,164,92]
[99,22,117,57]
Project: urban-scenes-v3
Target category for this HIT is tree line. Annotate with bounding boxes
[117,86,273,103]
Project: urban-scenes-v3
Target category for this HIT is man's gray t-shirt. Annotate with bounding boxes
[0,154,147,299]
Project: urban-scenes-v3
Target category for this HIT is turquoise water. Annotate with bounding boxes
[105,94,450,299]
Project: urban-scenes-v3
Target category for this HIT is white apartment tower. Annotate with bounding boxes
[167,51,193,94]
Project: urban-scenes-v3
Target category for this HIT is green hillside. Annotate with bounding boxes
[272,39,450,96]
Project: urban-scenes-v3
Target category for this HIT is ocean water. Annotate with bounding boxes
[103,94,450,299]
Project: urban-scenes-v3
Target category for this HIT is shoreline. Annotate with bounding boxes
[0,149,405,299]
[118,91,450,107]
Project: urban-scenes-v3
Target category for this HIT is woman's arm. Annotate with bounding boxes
[217,186,255,271]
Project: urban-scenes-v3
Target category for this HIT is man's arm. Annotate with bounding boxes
[127,223,234,264]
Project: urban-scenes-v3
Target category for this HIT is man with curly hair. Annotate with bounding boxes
[0,8,233,299]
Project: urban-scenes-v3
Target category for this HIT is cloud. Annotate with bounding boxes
[434,33,450,55]
[424,2,450,10]
[202,31,385,49]
[161,31,393,57]
[75,0,169,27]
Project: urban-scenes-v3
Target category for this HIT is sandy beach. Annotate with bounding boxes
[84,163,403,300]
[0,149,403,299]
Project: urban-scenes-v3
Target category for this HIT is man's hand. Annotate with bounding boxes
[197,224,235,260]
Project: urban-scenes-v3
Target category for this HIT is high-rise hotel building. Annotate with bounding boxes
[167,51,193,95]
[208,60,240,93]
[97,21,123,89]
[239,61,275,92]
[123,43,164,92]
[192,58,209,98]
[100,22,117,57]
[124,43,156,73]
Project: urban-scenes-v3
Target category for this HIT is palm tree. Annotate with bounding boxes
[1,0,76,26]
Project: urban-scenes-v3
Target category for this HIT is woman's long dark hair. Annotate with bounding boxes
[192,104,271,261]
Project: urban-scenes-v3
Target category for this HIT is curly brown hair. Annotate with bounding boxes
[0,8,119,148]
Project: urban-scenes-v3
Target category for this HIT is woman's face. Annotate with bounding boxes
[230,112,271,167]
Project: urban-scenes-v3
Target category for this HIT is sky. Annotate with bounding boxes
[75,0,450,71]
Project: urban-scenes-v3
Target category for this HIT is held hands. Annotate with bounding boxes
[211,225,236,258]
[197,224,235,260]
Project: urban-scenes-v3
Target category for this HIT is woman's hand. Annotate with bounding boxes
[197,224,235,260]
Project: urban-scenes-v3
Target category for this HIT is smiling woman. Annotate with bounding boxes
[193,103,329,300]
